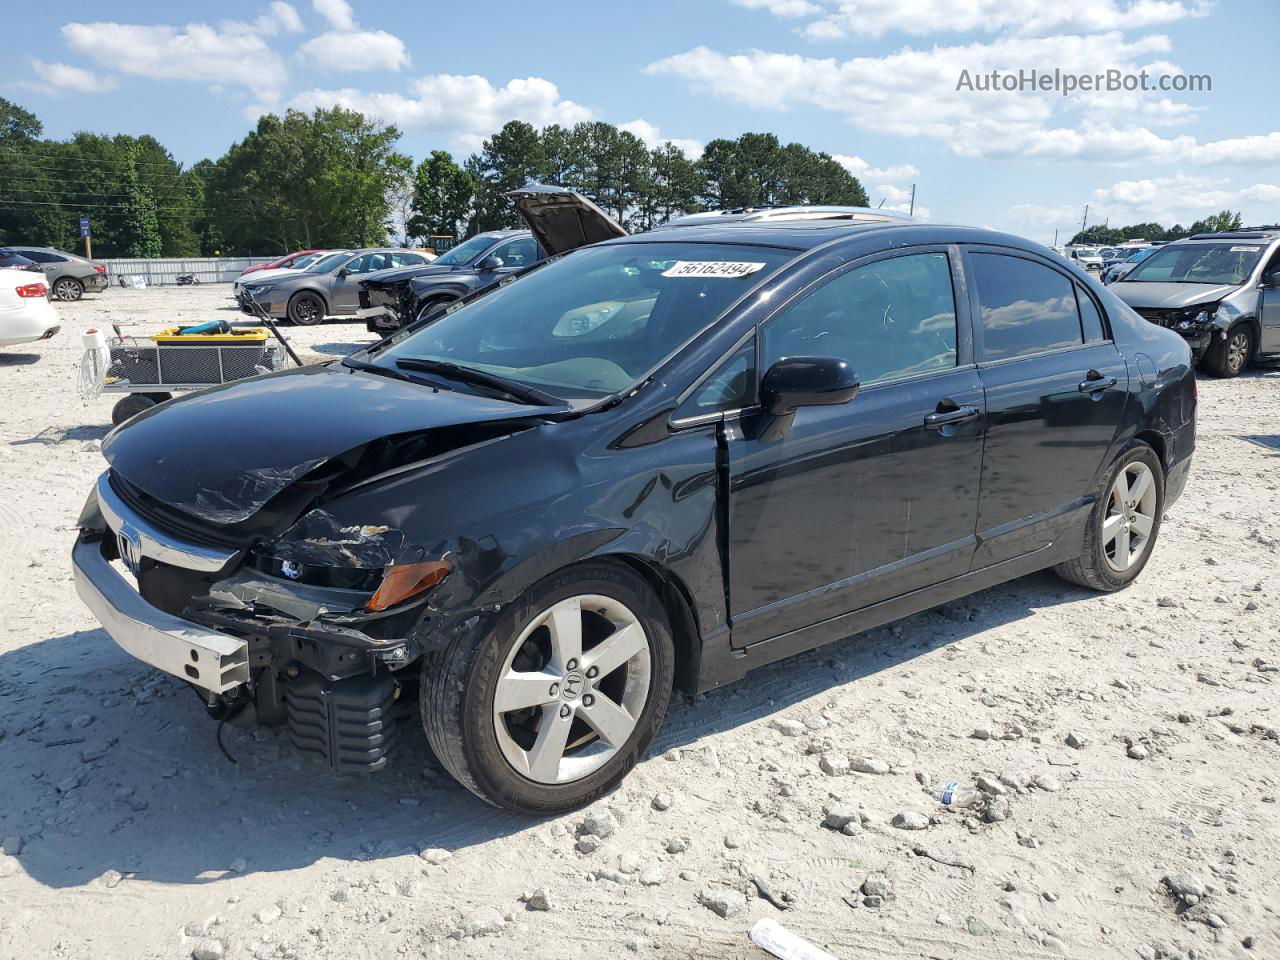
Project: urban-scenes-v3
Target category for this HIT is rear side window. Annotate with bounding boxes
[970,253,1082,361]
[1075,286,1106,342]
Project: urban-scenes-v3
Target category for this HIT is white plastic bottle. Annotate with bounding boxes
[928,781,985,808]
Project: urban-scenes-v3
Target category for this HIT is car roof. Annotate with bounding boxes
[661,206,915,228]
[1185,230,1280,241]
[603,219,1046,255]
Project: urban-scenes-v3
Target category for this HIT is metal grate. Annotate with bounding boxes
[107,338,279,388]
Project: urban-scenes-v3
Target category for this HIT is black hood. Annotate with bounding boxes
[102,363,556,526]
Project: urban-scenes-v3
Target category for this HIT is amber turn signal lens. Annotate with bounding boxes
[367,560,452,612]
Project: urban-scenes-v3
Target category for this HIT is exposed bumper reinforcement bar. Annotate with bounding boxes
[72,537,250,694]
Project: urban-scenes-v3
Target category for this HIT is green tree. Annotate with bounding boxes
[467,121,548,232]
[120,144,162,257]
[636,142,704,229]
[1189,210,1243,234]
[0,97,41,144]
[694,133,866,209]
[207,106,409,253]
[407,150,475,243]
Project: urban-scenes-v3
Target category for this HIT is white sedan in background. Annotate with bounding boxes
[0,271,59,347]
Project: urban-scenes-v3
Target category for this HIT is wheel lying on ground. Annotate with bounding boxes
[421,561,675,815]
[111,394,160,426]
[1054,440,1164,592]
[1202,323,1252,378]
[287,291,326,326]
[54,277,84,302]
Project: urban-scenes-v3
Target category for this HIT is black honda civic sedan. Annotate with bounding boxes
[73,214,1195,814]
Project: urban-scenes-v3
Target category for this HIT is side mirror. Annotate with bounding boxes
[337,267,351,277]
[478,255,504,271]
[757,356,859,441]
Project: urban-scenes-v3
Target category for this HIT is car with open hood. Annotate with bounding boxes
[359,185,628,334]
[1110,230,1280,377]
[73,214,1195,814]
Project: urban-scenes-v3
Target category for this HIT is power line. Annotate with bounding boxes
[0,147,196,171]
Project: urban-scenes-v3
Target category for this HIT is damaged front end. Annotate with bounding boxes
[73,366,551,772]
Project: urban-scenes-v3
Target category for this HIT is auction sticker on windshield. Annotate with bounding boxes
[661,261,767,278]
[1230,246,1262,252]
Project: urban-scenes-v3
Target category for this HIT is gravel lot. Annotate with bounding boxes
[1,284,1277,960]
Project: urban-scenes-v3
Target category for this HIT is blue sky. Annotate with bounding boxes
[10,0,1280,242]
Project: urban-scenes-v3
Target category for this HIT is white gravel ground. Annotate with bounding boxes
[0,284,1277,960]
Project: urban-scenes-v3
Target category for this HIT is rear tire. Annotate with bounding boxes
[1203,324,1252,378]
[1054,441,1164,592]
[420,561,675,815]
[111,394,158,425]
[54,277,84,302]
[288,292,325,326]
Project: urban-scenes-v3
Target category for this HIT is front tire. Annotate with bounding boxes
[1054,441,1164,592]
[421,562,675,815]
[54,277,84,302]
[414,296,456,326]
[1203,324,1253,378]
[288,291,326,326]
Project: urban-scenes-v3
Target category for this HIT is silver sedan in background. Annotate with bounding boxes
[239,248,432,325]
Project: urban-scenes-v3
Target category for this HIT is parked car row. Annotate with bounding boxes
[73,188,1198,813]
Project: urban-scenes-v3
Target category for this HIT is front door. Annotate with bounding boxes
[963,249,1129,568]
[725,249,985,647]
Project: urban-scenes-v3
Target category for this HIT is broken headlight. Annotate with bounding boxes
[1177,303,1219,331]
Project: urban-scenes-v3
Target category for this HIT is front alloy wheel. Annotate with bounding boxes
[1204,324,1252,378]
[493,595,651,784]
[420,562,675,815]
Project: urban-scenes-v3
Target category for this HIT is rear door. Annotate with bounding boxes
[722,247,986,646]
[1259,245,1280,355]
[963,248,1129,568]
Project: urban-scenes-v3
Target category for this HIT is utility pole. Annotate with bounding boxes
[1053,228,1059,247]
[1080,204,1089,234]
[909,184,916,217]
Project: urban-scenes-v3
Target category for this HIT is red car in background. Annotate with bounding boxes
[239,249,322,278]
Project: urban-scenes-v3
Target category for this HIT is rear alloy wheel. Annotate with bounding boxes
[54,277,84,302]
[288,291,325,326]
[421,563,675,814]
[1054,441,1164,592]
[1204,324,1252,378]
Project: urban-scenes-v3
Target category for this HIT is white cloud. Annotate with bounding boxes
[731,0,822,17]
[313,0,356,31]
[27,59,116,94]
[647,33,1278,166]
[619,119,704,159]
[1008,174,1280,235]
[299,30,409,72]
[288,75,594,151]
[63,20,288,98]
[744,0,1212,39]
[833,155,919,183]
[255,1,304,35]
[832,155,922,214]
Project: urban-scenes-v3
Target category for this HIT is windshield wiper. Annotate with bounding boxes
[343,355,420,384]
[393,357,564,407]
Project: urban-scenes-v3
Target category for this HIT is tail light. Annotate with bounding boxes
[16,283,47,298]
[94,265,107,274]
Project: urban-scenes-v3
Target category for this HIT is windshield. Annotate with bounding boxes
[307,252,353,273]
[433,234,502,266]
[1099,248,1118,259]
[1127,247,1155,262]
[292,253,324,270]
[371,241,796,401]
[1123,242,1265,285]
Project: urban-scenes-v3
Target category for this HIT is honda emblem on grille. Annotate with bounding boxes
[116,523,143,575]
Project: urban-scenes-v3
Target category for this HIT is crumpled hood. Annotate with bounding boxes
[363,263,459,287]
[1110,281,1237,310]
[102,362,555,525]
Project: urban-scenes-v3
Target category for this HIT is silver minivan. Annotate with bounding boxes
[1110,230,1280,377]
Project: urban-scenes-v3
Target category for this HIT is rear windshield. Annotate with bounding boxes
[1124,242,1265,285]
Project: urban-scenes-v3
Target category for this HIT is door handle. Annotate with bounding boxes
[924,405,980,429]
[1078,372,1117,394]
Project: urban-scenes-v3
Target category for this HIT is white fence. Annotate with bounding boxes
[99,256,277,286]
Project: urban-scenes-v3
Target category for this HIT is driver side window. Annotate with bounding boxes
[761,253,958,386]
[492,236,538,268]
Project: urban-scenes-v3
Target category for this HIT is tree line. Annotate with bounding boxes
[0,96,868,258]
[1068,211,1255,247]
